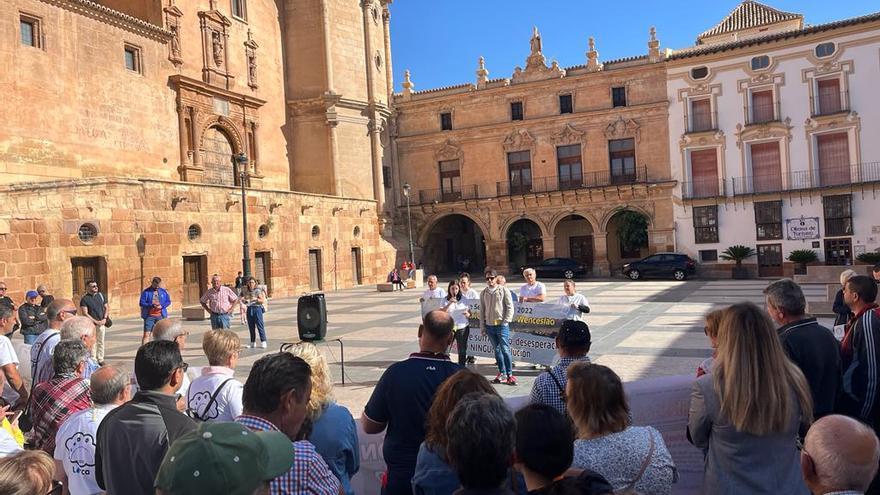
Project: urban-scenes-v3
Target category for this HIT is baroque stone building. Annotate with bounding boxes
[391,28,675,276]
[1,0,396,315]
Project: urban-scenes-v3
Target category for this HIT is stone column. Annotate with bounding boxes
[485,240,508,273]
[542,236,556,259]
[593,233,610,276]
[382,6,394,103]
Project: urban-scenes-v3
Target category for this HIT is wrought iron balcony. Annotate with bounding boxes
[681,177,726,199]
[744,101,781,126]
[494,166,651,197]
[416,184,479,204]
[811,91,850,117]
[684,111,718,134]
[728,162,880,197]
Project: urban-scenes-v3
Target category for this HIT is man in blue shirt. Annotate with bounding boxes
[139,276,171,346]
[362,310,460,495]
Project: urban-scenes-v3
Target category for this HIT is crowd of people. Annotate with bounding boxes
[0,264,877,494]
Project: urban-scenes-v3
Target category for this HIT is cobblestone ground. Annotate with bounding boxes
[90,278,831,415]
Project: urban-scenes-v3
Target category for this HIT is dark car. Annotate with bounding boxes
[622,253,696,281]
[523,258,587,279]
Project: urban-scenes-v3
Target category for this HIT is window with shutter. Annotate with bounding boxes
[750,90,775,124]
[507,151,532,194]
[557,145,582,190]
[816,132,850,187]
[816,79,842,115]
[754,201,783,240]
[690,99,713,132]
[693,206,719,244]
[689,149,719,198]
[749,142,782,193]
[439,160,461,201]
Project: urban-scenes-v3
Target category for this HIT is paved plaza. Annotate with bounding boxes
[82,278,831,414]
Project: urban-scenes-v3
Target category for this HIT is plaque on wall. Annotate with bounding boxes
[785,217,820,241]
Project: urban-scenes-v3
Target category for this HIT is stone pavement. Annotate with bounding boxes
[81,278,831,415]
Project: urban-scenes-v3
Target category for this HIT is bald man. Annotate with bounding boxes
[802,414,880,495]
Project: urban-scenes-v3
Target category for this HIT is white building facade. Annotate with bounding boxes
[667,2,880,277]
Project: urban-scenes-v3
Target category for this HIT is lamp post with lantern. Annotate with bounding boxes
[236,153,252,278]
[402,183,414,265]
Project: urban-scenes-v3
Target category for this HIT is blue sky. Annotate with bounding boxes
[388,1,878,92]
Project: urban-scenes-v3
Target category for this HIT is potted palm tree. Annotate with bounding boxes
[720,245,756,279]
[787,249,818,275]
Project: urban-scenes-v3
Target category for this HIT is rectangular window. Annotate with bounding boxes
[510,101,523,121]
[559,94,573,114]
[557,144,582,190]
[693,205,719,244]
[440,112,453,131]
[816,78,842,116]
[749,142,782,193]
[612,86,627,107]
[823,194,853,237]
[689,98,713,132]
[688,149,720,198]
[20,15,41,48]
[754,200,783,240]
[750,89,775,124]
[816,132,850,187]
[124,44,142,74]
[439,159,461,201]
[507,151,532,195]
[382,166,391,187]
[609,138,636,184]
[699,249,718,262]
[231,0,248,20]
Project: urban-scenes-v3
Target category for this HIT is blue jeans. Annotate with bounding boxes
[485,324,512,376]
[23,334,38,345]
[246,306,266,343]
[210,312,231,330]
[143,316,162,333]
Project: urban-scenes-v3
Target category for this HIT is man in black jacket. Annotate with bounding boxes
[95,340,195,495]
[18,290,47,344]
[764,278,841,418]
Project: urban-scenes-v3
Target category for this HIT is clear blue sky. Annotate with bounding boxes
[388,1,879,92]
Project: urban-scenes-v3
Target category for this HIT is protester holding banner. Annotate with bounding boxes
[530,320,591,415]
[556,280,590,322]
[443,281,471,366]
[412,369,498,495]
[519,268,546,303]
[688,302,812,494]
[480,269,516,385]
[568,362,676,494]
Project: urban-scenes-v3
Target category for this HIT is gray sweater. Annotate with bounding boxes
[479,285,513,331]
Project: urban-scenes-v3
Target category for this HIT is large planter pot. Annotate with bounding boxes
[794,263,808,275]
[732,266,750,279]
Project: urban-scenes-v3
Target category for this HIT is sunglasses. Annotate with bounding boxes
[0,288,6,291]
[63,309,78,315]
[485,276,495,281]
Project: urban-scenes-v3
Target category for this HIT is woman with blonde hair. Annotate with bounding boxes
[833,269,857,329]
[0,450,58,494]
[695,308,726,377]
[688,301,813,494]
[289,343,359,495]
[567,362,676,494]
[186,329,244,421]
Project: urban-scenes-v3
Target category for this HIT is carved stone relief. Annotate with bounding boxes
[604,116,641,143]
[164,3,183,66]
[198,8,232,89]
[245,29,258,90]
[502,129,536,151]
[552,124,586,145]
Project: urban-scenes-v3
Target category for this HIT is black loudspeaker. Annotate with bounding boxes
[297,293,327,341]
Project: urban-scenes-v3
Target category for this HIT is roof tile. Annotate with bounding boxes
[698,1,802,43]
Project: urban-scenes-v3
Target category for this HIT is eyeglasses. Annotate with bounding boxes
[177,362,189,373]
[48,480,63,495]
[88,285,98,289]
[63,309,78,315]
[0,288,6,291]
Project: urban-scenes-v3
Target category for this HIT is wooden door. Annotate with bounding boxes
[569,235,594,271]
[757,244,783,277]
[309,250,322,291]
[182,255,206,306]
[351,248,362,285]
[71,257,103,304]
[824,238,852,266]
[255,252,272,296]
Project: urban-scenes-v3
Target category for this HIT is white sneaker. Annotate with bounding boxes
[259,341,267,349]
[247,342,256,349]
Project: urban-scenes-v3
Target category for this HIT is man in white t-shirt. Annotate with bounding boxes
[420,275,447,302]
[556,279,590,322]
[459,273,480,300]
[519,268,546,302]
[186,329,244,422]
[54,365,130,495]
[0,307,28,409]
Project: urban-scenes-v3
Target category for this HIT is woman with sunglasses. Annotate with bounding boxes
[695,308,725,377]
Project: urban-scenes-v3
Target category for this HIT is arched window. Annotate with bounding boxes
[202,126,236,186]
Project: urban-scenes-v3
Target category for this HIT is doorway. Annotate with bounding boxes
[309,249,323,291]
[351,248,362,285]
[71,257,107,304]
[569,236,594,272]
[182,255,207,307]
[757,244,783,277]
[824,238,852,266]
[255,251,272,296]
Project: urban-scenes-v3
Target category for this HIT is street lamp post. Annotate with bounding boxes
[236,153,252,278]
[402,183,414,265]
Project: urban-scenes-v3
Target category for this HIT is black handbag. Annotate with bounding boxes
[104,317,113,328]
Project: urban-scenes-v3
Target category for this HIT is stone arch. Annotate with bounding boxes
[548,210,600,234]
[551,213,597,273]
[600,204,654,232]
[418,212,489,274]
[417,211,490,247]
[605,207,652,270]
[499,213,551,240]
[504,217,545,271]
[199,115,245,154]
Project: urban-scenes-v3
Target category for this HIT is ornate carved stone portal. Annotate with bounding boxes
[198,8,233,89]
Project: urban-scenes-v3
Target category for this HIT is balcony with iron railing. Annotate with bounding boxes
[811,90,850,117]
[681,176,726,200]
[417,184,480,204]
[726,162,880,197]
[684,111,718,134]
[744,101,781,126]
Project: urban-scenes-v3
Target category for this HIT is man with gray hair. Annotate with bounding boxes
[60,316,100,379]
[54,365,130,495]
[149,318,192,403]
[32,298,77,385]
[29,340,92,454]
[764,278,841,418]
[446,393,517,493]
[801,414,880,495]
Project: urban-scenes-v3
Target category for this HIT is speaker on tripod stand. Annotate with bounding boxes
[297,293,327,341]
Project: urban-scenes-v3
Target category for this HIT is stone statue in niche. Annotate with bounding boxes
[170,23,181,59]
[212,31,224,67]
[530,26,542,54]
[248,55,257,86]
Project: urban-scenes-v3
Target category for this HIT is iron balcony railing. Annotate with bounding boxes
[745,101,781,125]
[811,90,850,117]
[494,166,651,197]
[730,162,880,196]
[681,177,726,199]
[417,184,479,204]
[684,111,718,134]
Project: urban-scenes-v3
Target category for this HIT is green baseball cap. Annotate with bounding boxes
[155,422,294,495]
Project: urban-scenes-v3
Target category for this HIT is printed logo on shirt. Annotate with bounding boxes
[65,432,96,475]
[188,391,219,420]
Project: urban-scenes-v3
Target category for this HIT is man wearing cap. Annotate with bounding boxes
[530,320,592,415]
[18,290,48,344]
[140,276,172,345]
[156,422,295,495]
[79,280,109,365]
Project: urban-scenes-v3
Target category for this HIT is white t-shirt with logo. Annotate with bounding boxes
[186,367,244,422]
[0,336,20,404]
[519,282,547,300]
[422,288,447,300]
[557,293,590,321]
[54,404,117,495]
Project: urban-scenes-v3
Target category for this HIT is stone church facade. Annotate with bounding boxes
[1,0,397,315]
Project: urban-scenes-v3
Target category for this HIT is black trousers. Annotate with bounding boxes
[453,325,470,366]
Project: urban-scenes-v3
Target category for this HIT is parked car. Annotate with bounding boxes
[622,253,696,281]
[522,258,587,279]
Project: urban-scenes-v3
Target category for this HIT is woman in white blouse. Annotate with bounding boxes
[557,279,590,321]
[443,280,471,366]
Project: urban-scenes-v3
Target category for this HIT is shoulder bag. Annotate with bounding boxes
[187,378,235,422]
[616,430,656,495]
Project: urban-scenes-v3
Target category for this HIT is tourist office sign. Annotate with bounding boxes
[421,298,570,365]
[786,216,821,240]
